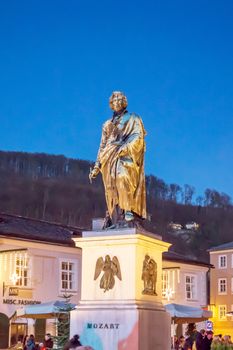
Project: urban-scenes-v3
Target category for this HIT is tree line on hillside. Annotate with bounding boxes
[146,175,231,208]
[0,151,231,209]
[0,150,233,261]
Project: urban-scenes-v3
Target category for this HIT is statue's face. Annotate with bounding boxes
[110,93,125,112]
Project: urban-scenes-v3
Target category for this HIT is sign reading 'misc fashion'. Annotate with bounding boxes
[3,298,41,305]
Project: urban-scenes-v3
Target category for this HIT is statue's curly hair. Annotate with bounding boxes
[109,91,128,110]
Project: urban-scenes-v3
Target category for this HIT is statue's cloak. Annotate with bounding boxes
[96,112,146,219]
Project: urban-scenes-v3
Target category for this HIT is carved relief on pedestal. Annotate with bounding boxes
[94,255,122,292]
[141,254,157,295]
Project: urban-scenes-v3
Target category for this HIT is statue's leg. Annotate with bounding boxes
[115,162,135,221]
[111,205,124,225]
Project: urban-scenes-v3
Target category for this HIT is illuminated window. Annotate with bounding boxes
[185,275,196,300]
[0,251,30,287]
[218,278,227,294]
[219,255,227,269]
[162,271,169,298]
[218,305,226,320]
[208,305,216,318]
[15,254,29,287]
[162,269,177,300]
[231,305,233,320]
[60,259,77,291]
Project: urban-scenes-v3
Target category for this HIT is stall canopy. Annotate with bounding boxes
[16,300,76,319]
[165,303,212,324]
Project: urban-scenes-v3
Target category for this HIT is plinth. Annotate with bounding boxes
[71,227,171,350]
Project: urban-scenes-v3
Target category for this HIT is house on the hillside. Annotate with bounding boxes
[209,241,233,338]
[0,213,83,349]
[185,222,199,230]
[168,222,183,230]
[162,251,212,336]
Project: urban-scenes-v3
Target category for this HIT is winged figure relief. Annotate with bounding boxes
[94,255,122,292]
[141,254,157,295]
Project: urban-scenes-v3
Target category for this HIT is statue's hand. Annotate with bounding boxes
[89,165,100,183]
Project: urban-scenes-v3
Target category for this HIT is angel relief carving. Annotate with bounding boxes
[94,255,122,292]
[141,254,157,296]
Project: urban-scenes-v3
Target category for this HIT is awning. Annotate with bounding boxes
[16,300,76,319]
[165,303,212,324]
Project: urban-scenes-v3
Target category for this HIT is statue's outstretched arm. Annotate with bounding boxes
[89,123,108,181]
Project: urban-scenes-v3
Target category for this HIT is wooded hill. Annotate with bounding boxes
[0,150,232,261]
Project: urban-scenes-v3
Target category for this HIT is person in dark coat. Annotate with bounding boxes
[196,329,206,350]
[63,335,82,350]
[202,331,213,350]
[44,334,53,349]
[183,336,193,350]
[23,335,29,350]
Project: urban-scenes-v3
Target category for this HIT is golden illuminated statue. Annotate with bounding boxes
[89,91,146,226]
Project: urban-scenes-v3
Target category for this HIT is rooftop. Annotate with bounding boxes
[163,250,212,268]
[0,212,84,246]
[208,241,233,252]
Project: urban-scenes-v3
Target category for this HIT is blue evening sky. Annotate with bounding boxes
[0,0,233,198]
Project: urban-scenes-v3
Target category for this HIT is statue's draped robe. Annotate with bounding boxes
[96,112,146,219]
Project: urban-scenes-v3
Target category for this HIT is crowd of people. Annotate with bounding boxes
[21,334,93,350]
[22,333,53,350]
[17,328,233,350]
[173,329,233,350]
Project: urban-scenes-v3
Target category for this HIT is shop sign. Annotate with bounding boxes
[9,287,19,296]
[206,320,213,331]
[3,298,41,305]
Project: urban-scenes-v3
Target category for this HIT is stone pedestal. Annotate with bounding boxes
[71,228,171,350]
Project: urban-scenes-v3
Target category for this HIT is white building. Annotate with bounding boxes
[0,213,82,348]
[162,251,212,336]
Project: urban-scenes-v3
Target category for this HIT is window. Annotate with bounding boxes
[162,269,177,300]
[0,250,31,288]
[218,305,226,320]
[162,271,169,298]
[218,278,227,294]
[185,275,196,300]
[231,305,233,320]
[219,255,227,269]
[15,254,29,287]
[60,259,77,291]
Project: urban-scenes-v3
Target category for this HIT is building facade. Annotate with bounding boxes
[209,241,233,337]
[162,251,211,336]
[0,212,212,348]
[0,213,82,349]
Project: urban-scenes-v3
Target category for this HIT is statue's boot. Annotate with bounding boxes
[124,211,134,221]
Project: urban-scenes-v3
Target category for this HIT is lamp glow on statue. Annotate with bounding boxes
[89,91,147,227]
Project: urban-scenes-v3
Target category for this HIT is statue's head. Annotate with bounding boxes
[105,255,111,262]
[109,91,128,112]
